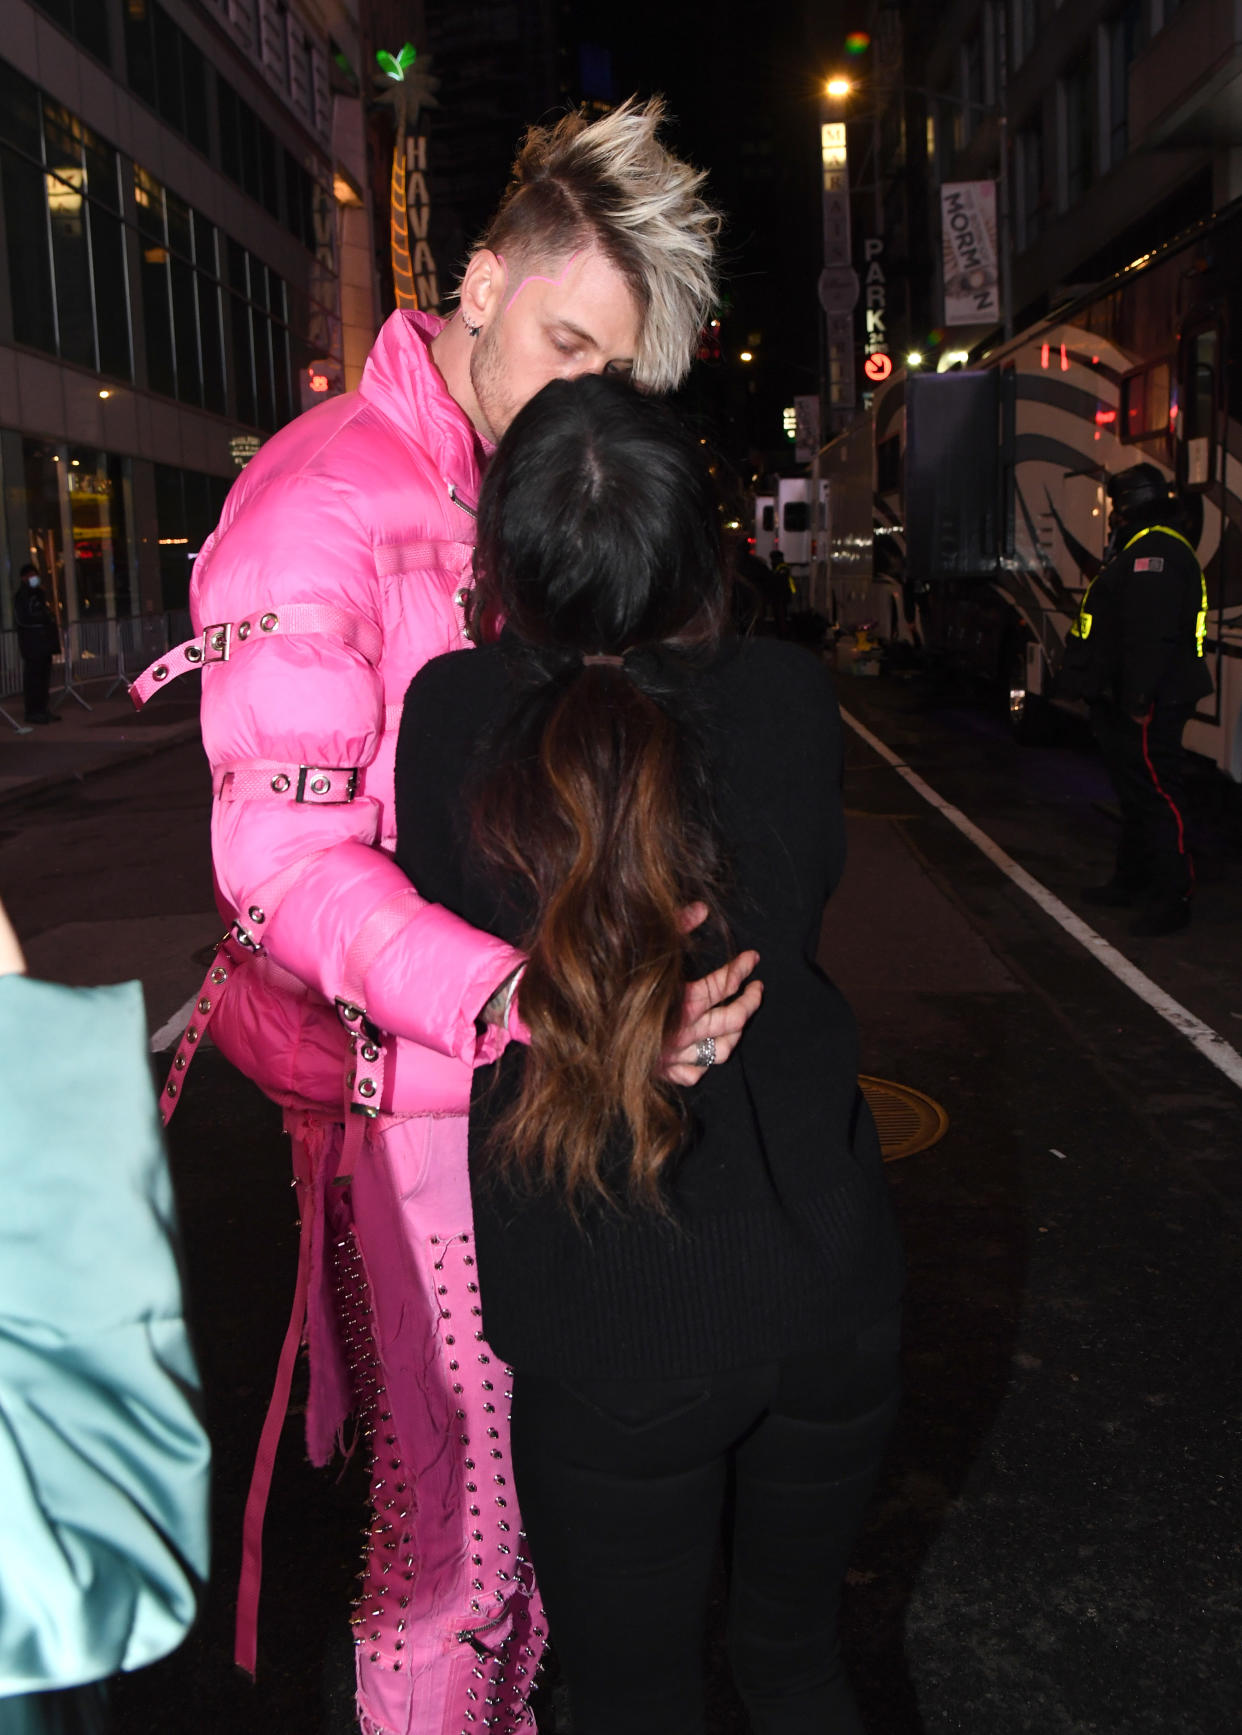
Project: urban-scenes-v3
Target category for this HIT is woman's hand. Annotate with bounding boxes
[0,898,27,976]
[661,946,762,1087]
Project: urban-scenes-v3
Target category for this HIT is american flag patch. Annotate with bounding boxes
[1133,556,1164,571]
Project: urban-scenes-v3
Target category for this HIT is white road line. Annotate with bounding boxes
[149,992,198,1054]
[840,706,1242,1095]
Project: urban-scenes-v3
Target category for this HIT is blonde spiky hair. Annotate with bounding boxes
[476,96,720,393]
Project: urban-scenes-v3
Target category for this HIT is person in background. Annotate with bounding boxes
[395,376,904,1735]
[1060,463,1212,936]
[0,899,210,1735]
[13,565,61,726]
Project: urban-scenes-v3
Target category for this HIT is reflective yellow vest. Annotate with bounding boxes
[1070,524,1207,657]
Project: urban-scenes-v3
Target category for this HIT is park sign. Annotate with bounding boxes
[941,181,1000,326]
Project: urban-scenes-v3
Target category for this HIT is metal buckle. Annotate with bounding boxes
[295,765,359,804]
[202,622,232,664]
[230,919,262,954]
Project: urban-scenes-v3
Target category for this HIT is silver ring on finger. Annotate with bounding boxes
[694,1035,716,1068]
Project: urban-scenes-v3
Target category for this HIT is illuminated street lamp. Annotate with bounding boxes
[825,77,852,99]
[906,351,923,368]
[740,350,754,362]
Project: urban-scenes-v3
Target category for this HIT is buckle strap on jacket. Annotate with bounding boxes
[156,847,335,1122]
[130,602,384,709]
[158,931,253,1126]
[216,762,362,805]
[328,887,424,1175]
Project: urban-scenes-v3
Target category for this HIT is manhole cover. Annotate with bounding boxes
[859,1075,949,1161]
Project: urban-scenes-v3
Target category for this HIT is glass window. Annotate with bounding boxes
[1017,123,1045,249]
[217,72,307,238]
[182,44,209,156]
[67,447,132,617]
[124,1,156,110]
[134,168,176,397]
[1063,56,1094,206]
[170,254,202,406]
[124,0,209,155]
[229,293,256,426]
[42,106,98,369]
[1181,328,1218,486]
[0,74,130,377]
[252,303,275,429]
[152,3,183,134]
[217,78,240,184]
[1011,0,1037,67]
[32,0,109,64]
[154,463,230,609]
[89,205,132,380]
[2,147,56,352]
[1108,0,1145,165]
[1122,359,1172,440]
[0,58,43,156]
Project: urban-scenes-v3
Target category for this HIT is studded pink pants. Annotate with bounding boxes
[327,1113,546,1735]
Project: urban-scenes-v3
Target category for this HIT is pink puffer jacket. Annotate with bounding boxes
[188,310,521,1116]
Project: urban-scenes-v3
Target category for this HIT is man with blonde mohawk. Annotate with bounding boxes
[155,98,757,1735]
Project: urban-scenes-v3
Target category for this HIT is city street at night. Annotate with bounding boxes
[3,667,1238,1735]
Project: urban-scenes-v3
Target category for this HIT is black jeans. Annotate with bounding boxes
[510,1314,901,1735]
[1091,700,1195,898]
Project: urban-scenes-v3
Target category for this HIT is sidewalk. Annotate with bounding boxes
[0,679,202,806]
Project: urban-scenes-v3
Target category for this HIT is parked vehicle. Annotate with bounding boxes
[813,198,1242,778]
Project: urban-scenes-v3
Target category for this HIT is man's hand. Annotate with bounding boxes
[662,948,762,1087]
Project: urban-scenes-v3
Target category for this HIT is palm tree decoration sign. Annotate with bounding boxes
[375,42,439,310]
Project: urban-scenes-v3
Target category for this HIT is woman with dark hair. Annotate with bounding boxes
[394,375,902,1735]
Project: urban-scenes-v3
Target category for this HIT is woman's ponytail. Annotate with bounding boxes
[473,655,725,1212]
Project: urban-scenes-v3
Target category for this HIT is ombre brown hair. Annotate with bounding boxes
[469,375,729,1212]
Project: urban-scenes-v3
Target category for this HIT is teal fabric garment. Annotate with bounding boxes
[0,976,210,1702]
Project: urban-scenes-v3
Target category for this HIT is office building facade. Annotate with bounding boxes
[0,0,380,675]
[843,0,1242,369]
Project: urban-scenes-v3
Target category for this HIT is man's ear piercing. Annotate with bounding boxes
[462,311,481,337]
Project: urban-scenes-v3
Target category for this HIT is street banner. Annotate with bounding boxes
[794,395,820,462]
[940,181,1000,325]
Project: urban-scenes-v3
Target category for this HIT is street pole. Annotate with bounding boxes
[818,93,859,439]
[997,2,1014,341]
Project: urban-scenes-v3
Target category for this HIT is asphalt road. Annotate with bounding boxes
[2,666,1238,1735]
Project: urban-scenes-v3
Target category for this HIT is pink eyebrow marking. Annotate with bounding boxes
[497,249,585,313]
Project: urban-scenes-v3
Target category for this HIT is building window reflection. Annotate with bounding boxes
[153,462,230,611]
[17,439,134,626]
[123,0,210,157]
[0,61,133,380]
[133,165,227,413]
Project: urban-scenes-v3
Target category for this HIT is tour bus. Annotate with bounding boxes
[811,198,1242,780]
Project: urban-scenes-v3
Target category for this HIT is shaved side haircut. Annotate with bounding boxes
[475,97,720,393]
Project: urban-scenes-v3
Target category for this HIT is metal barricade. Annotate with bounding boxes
[0,613,191,732]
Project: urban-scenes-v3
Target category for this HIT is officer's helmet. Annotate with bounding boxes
[1107,463,1175,528]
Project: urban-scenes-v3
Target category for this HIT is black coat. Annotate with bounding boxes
[1058,524,1212,714]
[395,634,903,1381]
[13,584,60,660]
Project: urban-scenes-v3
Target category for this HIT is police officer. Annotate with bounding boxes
[12,563,62,725]
[1059,464,1211,935]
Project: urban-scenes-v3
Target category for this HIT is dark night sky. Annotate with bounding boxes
[567,0,852,473]
[422,0,855,471]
